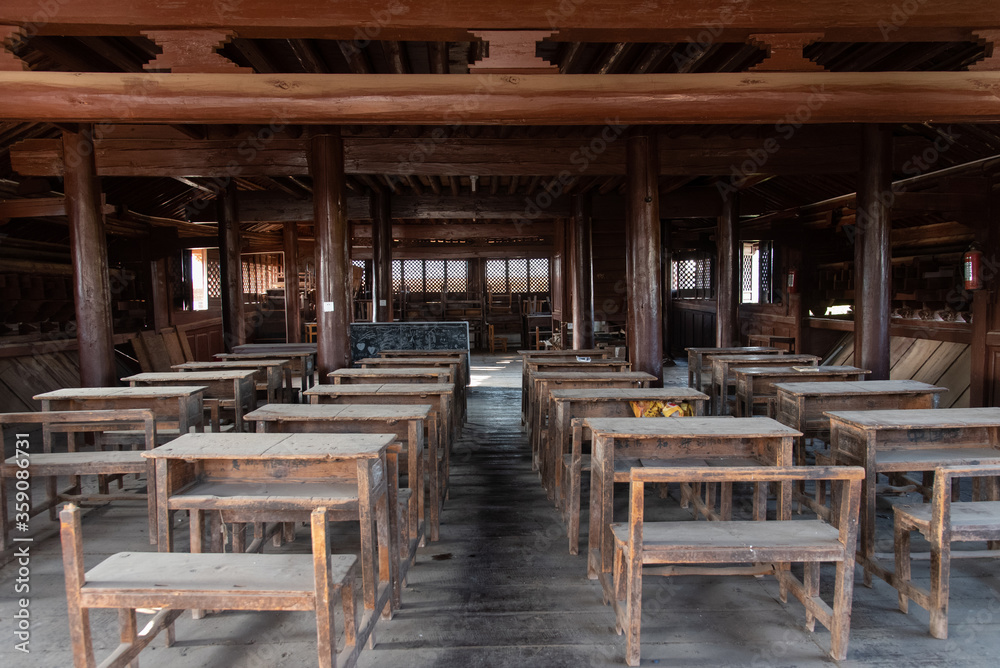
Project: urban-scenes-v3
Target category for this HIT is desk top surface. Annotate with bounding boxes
[774,380,947,397]
[174,360,290,370]
[584,416,800,438]
[549,387,709,402]
[732,366,867,378]
[144,432,393,459]
[123,371,255,382]
[245,403,432,422]
[305,383,454,396]
[329,367,451,377]
[532,371,656,381]
[825,407,1000,429]
[36,386,206,400]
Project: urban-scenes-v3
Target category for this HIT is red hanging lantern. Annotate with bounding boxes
[964,246,983,291]
[786,268,799,294]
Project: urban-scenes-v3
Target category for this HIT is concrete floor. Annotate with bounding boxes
[3,353,1000,666]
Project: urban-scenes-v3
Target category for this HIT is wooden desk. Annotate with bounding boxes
[585,416,798,581]
[733,365,869,418]
[330,367,452,386]
[144,432,398,622]
[524,359,632,425]
[529,371,655,479]
[245,402,432,546]
[35,386,205,439]
[708,353,819,415]
[774,380,947,455]
[174,359,291,404]
[747,334,796,352]
[123,370,256,432]
[547,387,710,554]
[684,346,782,394]
[826,407,1000,586]
[358,356,465,424]
[518,348,620,421]
[216,349,316,396]
[378,348,470,387]
[304,383,454,518]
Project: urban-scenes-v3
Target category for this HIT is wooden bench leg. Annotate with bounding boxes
[118,608,139,668]
[929,543,952,639]
[830,554,858,661]
[60,505,97,668]
[804,562,820,632]
[624,481,644,667]
[894,516,912,614]
[567,457,582,555]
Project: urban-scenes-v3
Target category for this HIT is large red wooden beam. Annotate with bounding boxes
[1,1,996,36]
[2,72,1000,125]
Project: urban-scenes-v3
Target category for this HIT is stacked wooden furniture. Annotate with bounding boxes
[684,346,782,394]
[60,504,366,668]
[357,356,466,424]
[518,348,619,422]
[0,409,157,555]
[707,353,820,415]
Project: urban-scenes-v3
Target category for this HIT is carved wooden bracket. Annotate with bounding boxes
[970,30,1000,71]
[748,32,826,72]
[0,25,27,72]
[468,30,558,74]
[142,30,251,73]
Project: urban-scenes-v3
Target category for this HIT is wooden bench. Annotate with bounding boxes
[0,410,157,555]
[609,465,863,665]
[60,504,364,668]
[894,464,1000,639]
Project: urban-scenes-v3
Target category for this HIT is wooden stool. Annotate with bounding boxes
[60,505,365,668]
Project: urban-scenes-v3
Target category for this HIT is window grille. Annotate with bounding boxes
[424,260,446,293]
[508,259,529,292]
[446,260,468,292]
[486,259,507,293]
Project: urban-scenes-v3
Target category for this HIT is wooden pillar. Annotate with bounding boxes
[283,222,302,343]
[148,227,176,333]
[63,126,115,387]
[855,124,893,380]
[661,220,672,355]
[371,190,393,322]
[571,194,595,349]
[970,176,998,407]
[716,192,740,347]
[217,180,244,352]
[311,132,351,377]
[625,130,663,384]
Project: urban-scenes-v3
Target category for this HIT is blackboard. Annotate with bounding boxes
[349,322,470,369]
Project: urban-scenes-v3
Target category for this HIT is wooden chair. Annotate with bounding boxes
[609,465,863,665]
[488,323,508,353]
[894,464,1000,639]
[60,504,364,668]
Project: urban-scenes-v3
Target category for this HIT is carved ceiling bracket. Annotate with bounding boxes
[142,29,251,73]
[970,30,1000,71]
[748,32,826,72]
[0,25,27,71]
[468,30,559,74]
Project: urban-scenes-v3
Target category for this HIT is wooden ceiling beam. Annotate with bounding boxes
[2,1,996,36]
[351,222,554,240]
[3,71,1000,125]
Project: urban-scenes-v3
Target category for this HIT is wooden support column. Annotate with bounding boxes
[311,132,351,376]
[63,126,115,387]
[625,131,663,384]
[148,227,177,332]
[716,192,740,347]
[969,176,997,406]
[217,180,245,352]
[854,124,893,380]
[283,222,302,342]
[571,194,595,349]
[661,220,672,355]
[371,189,393,322]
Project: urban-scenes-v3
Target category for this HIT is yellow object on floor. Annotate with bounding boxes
[629,400,692,417]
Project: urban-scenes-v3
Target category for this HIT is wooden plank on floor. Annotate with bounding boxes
[161,328,187,367]
[139,330,172,372]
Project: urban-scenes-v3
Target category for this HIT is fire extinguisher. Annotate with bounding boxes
[787,268,799,294]
[964,245,983,291]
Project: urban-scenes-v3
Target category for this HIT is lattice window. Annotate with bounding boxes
[403,260,424,292]
[486,259,507,293]
[207,259,221,299]
[759,242,773,303]
[391,260,402,291]
[446,260,468,292]
[352,259,368,294]
[672,253,713,299]
[425,260,445,293]
[528,258,549,292]
[508,259,529,292]
[742,243,757,303]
